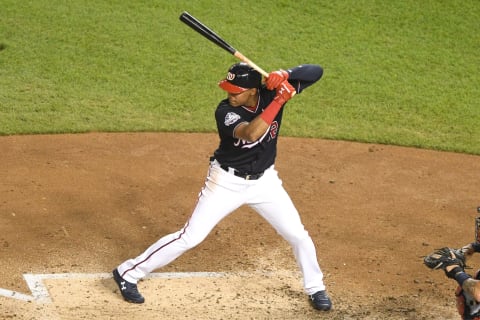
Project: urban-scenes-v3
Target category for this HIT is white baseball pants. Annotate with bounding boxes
[118,160,325,295]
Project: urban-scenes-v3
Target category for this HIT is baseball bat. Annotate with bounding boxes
[179,11,269,78]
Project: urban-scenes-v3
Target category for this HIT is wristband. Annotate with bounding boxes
[454,271,472,286]
[260,100,282,124]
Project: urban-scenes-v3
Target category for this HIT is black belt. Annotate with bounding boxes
[219,164,264,180]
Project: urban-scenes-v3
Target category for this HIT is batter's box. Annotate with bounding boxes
[1,271,325,319]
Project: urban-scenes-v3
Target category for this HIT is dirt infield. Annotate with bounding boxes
[1,132,479,319]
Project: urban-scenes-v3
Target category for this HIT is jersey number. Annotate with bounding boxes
[269,121,279,140]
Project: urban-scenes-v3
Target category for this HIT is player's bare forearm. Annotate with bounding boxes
[463,279,480,302]
[233,117,270,142]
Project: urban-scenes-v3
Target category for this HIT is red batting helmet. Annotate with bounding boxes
[218,62,262,94]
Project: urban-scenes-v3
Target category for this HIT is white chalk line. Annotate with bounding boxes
[0,272,227,304]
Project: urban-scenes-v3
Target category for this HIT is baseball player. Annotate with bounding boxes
[424,244,480,319]
[448,243,480,319]
[112,62,332,311]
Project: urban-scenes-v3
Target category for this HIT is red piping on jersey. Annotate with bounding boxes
[121,221,190,278]
[242,105,258,113]
[241,95,260,113]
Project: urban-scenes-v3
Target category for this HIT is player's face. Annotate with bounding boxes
[227,89,257,107]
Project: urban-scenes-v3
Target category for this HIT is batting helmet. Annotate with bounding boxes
[218,62,262,94]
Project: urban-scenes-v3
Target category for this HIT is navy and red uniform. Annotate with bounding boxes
[213,64,323,175]
[113,63,332,311]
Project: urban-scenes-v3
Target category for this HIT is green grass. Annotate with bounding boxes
[1,0,479,154]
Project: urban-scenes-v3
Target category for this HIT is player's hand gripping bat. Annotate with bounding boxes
[179,11,269,78]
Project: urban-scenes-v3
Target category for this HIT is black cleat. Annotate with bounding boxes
[309,290,332,311]
[112,268,145,304]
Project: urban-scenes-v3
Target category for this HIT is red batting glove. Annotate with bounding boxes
[265,70,289,90]
[273,80,296,105]
[260,80,296,124]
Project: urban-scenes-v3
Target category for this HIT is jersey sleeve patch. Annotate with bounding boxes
[224,112,241,126]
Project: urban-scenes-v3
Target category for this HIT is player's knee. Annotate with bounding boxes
[181,231,208,249]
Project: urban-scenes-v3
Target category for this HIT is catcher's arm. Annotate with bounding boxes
[461,243,476,256]
[460,206,480,256]
[476,206,480,243]
[423,246,480,303]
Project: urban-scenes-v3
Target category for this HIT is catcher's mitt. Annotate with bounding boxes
[423,247,467,278]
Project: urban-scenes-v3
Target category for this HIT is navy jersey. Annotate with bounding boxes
[213,64,323,174]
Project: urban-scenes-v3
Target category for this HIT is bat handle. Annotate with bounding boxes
[233,51,269,78]
[234,51,295,97]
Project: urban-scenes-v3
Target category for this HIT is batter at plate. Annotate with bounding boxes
[112,62,332,311]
